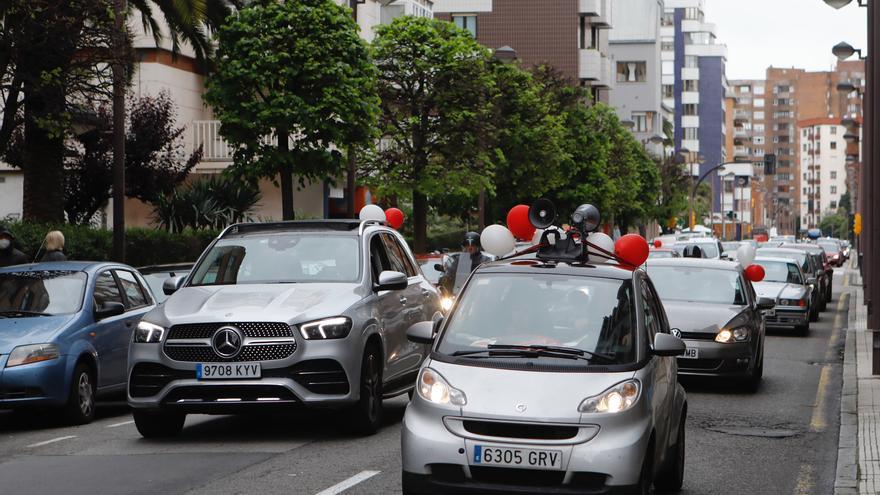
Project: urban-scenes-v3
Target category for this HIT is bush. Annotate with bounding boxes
[2,223,218,267]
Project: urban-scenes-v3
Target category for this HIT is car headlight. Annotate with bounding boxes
[7,343,60,367]
[715,327,750,343]
[578,379,641,414]
[298,317,352,340]
[440,296,454,312]
[417,367,467,406]
[134,321,166,343]
[779,298,808,307]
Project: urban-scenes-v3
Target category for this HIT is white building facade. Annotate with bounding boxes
[798,119,848,228]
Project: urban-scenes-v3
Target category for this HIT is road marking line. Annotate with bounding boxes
[106,420,135,428]
[26,435,76,448]
[810,365,832,432]
[794,463,814,495]
[825,293,850,362]
[315,470,381,495]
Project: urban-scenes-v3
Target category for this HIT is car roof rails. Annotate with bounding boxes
[358,219,387,236]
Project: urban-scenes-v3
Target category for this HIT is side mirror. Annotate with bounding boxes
[95,301,125,320]
[433,263,444,273]
[757,297,776,311]
[375,270,408,292]
[806,277,817,286]
[652,333,686,357]
[407,321,436,344]
[163,275,186,296]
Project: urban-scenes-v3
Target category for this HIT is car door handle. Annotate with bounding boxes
[399,297,408,305]
[421,289,432,297]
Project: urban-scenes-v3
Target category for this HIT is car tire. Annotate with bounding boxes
[655,417,685,492]
[64,363,96,425]
[744,355,763,392]
[133,409,186,438]
[637,445,654,495]
[809,305,819,322]
[825,284,833,303]
[346,346,383,436]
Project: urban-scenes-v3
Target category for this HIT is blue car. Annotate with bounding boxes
[0,262,156,423]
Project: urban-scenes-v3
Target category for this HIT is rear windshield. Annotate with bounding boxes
[753,260,802,284]
[436,273,637,365]
[672,242,719,258]
[647,266,746,306]
[190,233,360,286]
[757,249,809,273]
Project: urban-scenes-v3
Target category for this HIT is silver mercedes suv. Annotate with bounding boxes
[127,220,440,437]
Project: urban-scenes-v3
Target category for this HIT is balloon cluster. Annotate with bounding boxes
[358,204,405,230]
[735,243,765,282]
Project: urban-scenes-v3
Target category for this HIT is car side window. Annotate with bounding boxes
[369,235,392,282]
[639,279,660,344]
[115,270,149,309]
[94,271,124,310]
[645,280,669,334]
[382,234,418,277]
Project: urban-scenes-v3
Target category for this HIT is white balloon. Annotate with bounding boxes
[736,244,756,267]
[481,225,516,258]
[359,204,386,222]
[587,232,615,261]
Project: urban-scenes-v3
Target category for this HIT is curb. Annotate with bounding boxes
[835,269,859,495]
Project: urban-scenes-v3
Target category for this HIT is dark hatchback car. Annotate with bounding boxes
[0,262,155,423]
[778,244,832,304]
[756,248,822,321]
[646,258,773,389]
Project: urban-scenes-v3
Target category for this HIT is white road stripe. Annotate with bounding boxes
[26,435,76,448]
[314,470,381,495]
[106,420,135,428]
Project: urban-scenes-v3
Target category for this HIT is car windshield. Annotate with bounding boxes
[722,242,741,252]
[647,266,746,305]
[753,260,803,284]
[0,270,87,315]
[818,241,840,254]
[436,273,637,365]
[757,249,809,273]
[672,242,719,258]
[190,234,360,286]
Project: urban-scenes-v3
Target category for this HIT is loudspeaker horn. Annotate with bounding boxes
[528,199,557,229]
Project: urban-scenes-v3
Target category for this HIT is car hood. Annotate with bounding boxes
[153,283,364,325]
[430,359,634,423]
[753,281,807,301]
[662,300,747,335]
[0,314,77,354]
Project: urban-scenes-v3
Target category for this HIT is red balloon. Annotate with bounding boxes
[653,239,663,248]
[507,204,536,241]
[745,264,765,283]
[385,207,405,229]
[615,234,650,266]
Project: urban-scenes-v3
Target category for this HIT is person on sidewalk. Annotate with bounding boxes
[0,226,28,267]
[40,231,67,262]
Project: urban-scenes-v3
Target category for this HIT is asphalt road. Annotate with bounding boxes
[0,267,852,495]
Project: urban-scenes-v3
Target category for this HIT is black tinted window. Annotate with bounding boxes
[94,272,123,308]
[382,234,417,277]
[116,270,149,308]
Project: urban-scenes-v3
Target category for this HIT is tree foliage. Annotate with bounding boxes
[362,16,495,252]
[204,0,379,220]
[820,213,849,238]
[152,175,261,233]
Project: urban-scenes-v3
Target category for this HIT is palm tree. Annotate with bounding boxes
[129,0,242,62]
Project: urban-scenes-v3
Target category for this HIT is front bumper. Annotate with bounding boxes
[127,340,362,414]
[0,354,69,408]
[676,340,754,378]
[401,397,651,494]
[765,309,809,329]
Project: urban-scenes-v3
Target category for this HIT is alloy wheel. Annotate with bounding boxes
[78,372,93,417]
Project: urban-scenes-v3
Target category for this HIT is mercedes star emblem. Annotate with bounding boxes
[671,328,682,339]
[212,326,244,358]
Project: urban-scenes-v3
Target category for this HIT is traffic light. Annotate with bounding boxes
[855,213,863,235]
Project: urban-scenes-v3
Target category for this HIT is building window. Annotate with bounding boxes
[831,186,838,194]
[754,85,765,95]
[803,129,808,138]
[775,85,791,94]
[754,136,765,145]
[803,173,808,180]
[831,141,837,150]
[683,104,699,116]
[662,11,674,26]
[738,85,751,93]
[754,111,764,120]
[663,84,674,98]
[683,127,698,140]
[803,187,808,195]
[682,79,697,92]
[661,37,674,51]
[831,171,838,179]
[774,98,790,106]
[802,143,807,151]
[685,7,700,20]
[662,60,674,76]
[632,112,651,132]
[754,124,765,132]
[684,56,699,68]
[617,62,647,83]
[754,98,764,108]
[831,126,837,135]
[453,15,477,37]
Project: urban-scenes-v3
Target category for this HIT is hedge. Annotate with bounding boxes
[2,223,219,268]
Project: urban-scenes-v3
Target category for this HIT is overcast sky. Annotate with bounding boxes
[703,0,868,80]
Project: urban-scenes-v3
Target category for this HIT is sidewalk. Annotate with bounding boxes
[835,263,876,494]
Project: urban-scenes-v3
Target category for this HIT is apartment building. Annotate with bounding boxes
[661,0,728,220]
[433,0,614,102]
[798,119,848,228]
[729,79,768,231]
[608,0,669,156]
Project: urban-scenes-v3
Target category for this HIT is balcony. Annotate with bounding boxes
[381,0,433,24]
[192,121,295,163]
[579,49,606,82]
[579,0,612,28]
[733,128,750,139]
[734,147,750,158]
[734,109,750,121]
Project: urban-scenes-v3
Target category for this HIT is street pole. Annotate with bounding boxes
[112,0,127,262]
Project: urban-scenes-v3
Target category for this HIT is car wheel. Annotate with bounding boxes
[64,363,96,425]
[655,418,685,492]
[809,304,819,322]
[744,355,763,392]
[133,409,186,438]
[635,443,654,495]
[347,347,383,435]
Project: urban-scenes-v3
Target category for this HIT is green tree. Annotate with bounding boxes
[820,213,849,238]
[205,0,379,220]
[363,16,496,252]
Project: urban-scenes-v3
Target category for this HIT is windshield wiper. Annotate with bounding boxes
[451,344,615,363]
[0,310,53,318]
